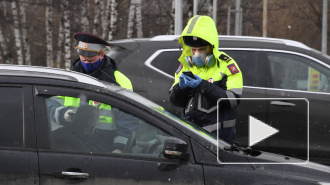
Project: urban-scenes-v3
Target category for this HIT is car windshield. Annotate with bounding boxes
[106,44,133,64]
[101,82,220,144]
[150,106,217,142]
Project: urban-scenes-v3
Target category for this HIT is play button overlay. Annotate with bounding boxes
[217,98,309,164]
[249,116,279,147]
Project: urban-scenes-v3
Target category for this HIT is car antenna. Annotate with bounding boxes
[51,31,120,86]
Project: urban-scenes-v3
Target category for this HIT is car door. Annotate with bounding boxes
[223,50,270,146]
[262,51,330,164]
[0,85,39,184]
[34,85,204,185]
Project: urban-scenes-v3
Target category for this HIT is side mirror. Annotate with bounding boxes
[163,137,188,160]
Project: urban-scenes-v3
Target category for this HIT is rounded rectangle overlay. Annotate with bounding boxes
[217,98,309,165]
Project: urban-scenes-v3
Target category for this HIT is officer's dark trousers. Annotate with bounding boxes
[212,127,236,145]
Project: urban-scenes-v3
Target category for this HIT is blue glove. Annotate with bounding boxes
[184,74,202,88]
[179,74,189,89]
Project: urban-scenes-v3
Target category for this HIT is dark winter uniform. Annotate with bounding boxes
[169,15,243,144]
[48,33,136,152]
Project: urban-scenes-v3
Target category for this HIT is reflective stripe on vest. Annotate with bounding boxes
[88,101,115,130]
[187,15,201,33]
[99,116,113,124]
[61,96,115,130]
[88,101,113,125]
[59,96,80,107]
[203,120,236,132]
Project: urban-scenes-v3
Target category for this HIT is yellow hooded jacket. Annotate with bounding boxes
[170,15,243,136]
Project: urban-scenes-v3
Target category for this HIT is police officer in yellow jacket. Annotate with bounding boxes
[169,15,243,144]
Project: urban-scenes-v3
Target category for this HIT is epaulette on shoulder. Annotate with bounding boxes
[219,54,232,63]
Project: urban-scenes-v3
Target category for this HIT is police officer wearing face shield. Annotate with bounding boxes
[169,15,243,144]
[71,32,132,90]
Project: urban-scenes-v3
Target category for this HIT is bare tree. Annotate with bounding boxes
[93,0,100,35]
[99,0,106,36]
[55,1,65,68]
[127,0,143,38]
[19,0,31,65]
[0,25,8,63]
[63,0,71,69]
[135,0,143,38]
[46,0,53,67]
[11,0,23,65]
[81,0,90,33]
[0,3,12,64]
[102,0,111,40]
[168,0,175,35]
[127,0,135,38]
[108,0,118,40]
[207,0,212,17]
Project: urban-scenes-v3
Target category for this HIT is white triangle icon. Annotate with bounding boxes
[249,116,279,147]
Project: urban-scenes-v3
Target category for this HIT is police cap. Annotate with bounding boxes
[183,36,210,47]
[73,33,111,57]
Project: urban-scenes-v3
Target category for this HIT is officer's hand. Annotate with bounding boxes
[112,149,122,153]
[64,109,75,122]
[184,74,202,88]
[179,74,190,89]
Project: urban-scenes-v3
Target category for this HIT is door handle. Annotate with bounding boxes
[54,171,89,179]
[270,101,296,107]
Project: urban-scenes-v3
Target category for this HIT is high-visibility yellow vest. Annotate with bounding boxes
[59,96,116,130]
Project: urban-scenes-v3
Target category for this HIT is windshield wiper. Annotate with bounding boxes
[224,143,261,157]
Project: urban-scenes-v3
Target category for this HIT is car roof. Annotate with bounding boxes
[108,35,315,54]
[0,64,164,110]
[150,35,310,49]
[0,64,107,88]
[109,35,330,65]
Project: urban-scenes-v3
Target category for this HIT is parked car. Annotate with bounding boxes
[107,35,330,165]
[1,64,330,184]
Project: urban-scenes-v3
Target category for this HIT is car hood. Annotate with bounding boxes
[218,147,330,182]
[255,161,330,183]
[99,82,330,182]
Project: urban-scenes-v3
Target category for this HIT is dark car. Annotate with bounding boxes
[107,35,330,165]
[1,64,330,184]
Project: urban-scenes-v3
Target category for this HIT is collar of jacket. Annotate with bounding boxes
[70,55,119,85]
[71,55,118,73]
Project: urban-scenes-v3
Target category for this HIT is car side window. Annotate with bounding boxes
[150,51,182,76]
[0,87,23,147]
[267,52,330,93]
[224,50,260,87]
[45,95,170,157]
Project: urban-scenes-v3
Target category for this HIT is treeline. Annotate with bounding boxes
[0,0,327,68]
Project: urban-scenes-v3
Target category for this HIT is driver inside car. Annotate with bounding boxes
[47,95,139,153]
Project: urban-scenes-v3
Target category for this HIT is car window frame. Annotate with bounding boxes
[221,48,330,91]
[0,84,36,149]
[34,85,173,150]
[144,48,181,79]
